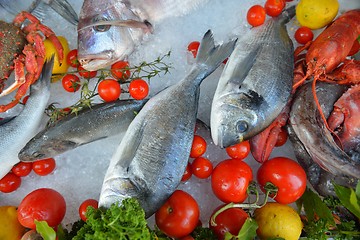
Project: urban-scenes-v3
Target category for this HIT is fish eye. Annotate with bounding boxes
[236,120,248,133]
[32,152,45,159]
[93,16,111,32]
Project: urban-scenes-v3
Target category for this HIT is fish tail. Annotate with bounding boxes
[280,5,296,24]
[30,56,54,94]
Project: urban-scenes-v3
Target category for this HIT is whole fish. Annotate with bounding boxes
[289,81,360,179]
[99,30,236,217]
[77,0,208,71]
[0,57,53,179]
[210,6,295,148]
[0,0,78,25]
[18,99,147,162]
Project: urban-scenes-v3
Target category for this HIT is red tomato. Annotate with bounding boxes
[32,158,56,176]
[264,0,286,17]
[79,199,98,221]
[111,61,131,80]
[247,5,266,27]
[191,157,213,179]
[67,49,79,68]
[155,190,200,238]
[78,65,97,79]
[12,162,33,177]
[187,41,200,58]
[275,127,288,147]
[17,188,66,229]
[98,79,121,102]
[225,140,250,159]
[209,205,249,240]
[190,135,207,158]
[348,38,360,56]
[62,74,81,92]
[211,159,253,203]
[0,172,21,193]
[257,157,307,204]
[129,79,149,100]
[181,162,192,182]
[294,26,314,45]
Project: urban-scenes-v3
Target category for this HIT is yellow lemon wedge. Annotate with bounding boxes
[296,0,339,30]
[44,36,70,80]
[0,206,26,239]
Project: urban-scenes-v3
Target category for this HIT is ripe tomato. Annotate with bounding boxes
[32,158,56,176]
[0,172,21,193]
[155,190,200,238]
[17,188,66,229]
[257,157,307,204]
[275,127,288,147]
[191,157,213,179]
[209,205,249,240]
[294,26,314,45]
[190,135,207,158]
[77,65,97,79]
[129,79,149,100]
[98,79,121,102]
[79,199,98,221]
[62,74,81,92]
[187,41,200,58]
[225,140,250,159]
[67,49,80,68]
[348,38,360,56]
[111,60,131,80]
[247,5,266,27]
[211,159,253,203]
[265,0,286,17]
[181,162,192,182]
[12,162,33,177]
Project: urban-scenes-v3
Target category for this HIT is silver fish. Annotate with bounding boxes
[77,0,208,71]
[0,0,78,25]
[0,57,53,179]
[210,6,295,148]
[99,30,236,217]
[18,99,147,162]
[289,81,360,179]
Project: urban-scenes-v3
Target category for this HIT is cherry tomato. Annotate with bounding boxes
[181,162,192,182]
[225,140,250,159]
[210,205,249,240]
[77,65,97,79]
[191,157,213,179]
[0,172,21,193]
[66,49,79,68]
[257,157,307,204]
[17,188,66,229]
[247,5,266,27]
[79,199,98,221]
[129,79,149,100]
[32,158,56,176]
[190,135,207,158]
[155,190,200,238]
[264,0,286,17]
[275,127,288,147]
[187,41,200,58]
[12,162,33,177]
[22,95,29,104]
[62,74,81,92]
[211,159,253,203]
[294,26,314,45]
[348,38,360,56]
[111,61,131,80]
[98,79,121,102]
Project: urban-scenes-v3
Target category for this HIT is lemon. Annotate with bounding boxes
[44,36,70,79]
[254,202,303,240]
[296,0,339,30]
[0,206,26,239]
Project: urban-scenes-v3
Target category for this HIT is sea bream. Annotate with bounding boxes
[99,30,237,217]
[0,57,53,179]
[77,0,209,71]
[210,6,295,148]
[18,99,147,162]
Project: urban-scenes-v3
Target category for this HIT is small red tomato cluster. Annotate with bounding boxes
[246,0,286,27]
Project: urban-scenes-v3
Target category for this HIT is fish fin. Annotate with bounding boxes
[47,0,79,25]
[30,1,48,22]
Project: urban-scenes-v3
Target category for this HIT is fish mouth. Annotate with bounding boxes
[78,52,116,71]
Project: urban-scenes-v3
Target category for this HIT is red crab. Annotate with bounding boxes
[0,11,63,112]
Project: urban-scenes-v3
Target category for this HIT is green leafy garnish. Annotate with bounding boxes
[333,181,360,219]
[35,220,56,240]
[231,218,258,240]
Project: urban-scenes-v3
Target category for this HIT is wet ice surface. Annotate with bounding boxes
[0,0,359,229]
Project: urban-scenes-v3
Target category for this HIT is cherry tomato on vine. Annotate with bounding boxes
[181,162,192,182]
[155,190,200,238]
[187,41,200,58]
[225,140,250,159]
[191,157,213,179]
[275,127,288,147]
[257,157,307,204]
[62,74,81,92]
[111,61,131,80]
[348,38,360,56]
[265,0,286,17]
[98,79,121,102]
[12,162,33,177]
[129,79,149,100]
[17,188,66,229]
[211,159,253,203]
[78,65,97,79]
[294,26,314,45]
[0,172,21,193]
[32,158,56,176]
[79,199,98,221]
[247,5,266,27]
[67,49,80,68]
[190,135,207,158]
